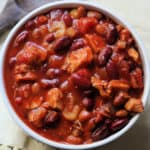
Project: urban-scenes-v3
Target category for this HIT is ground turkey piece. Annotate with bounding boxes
[85,34,106,53]
[62,46,93,73]
[28,106,47,127]
[91,76,111,97]
[16,42,47,64]
[14,64,38,82]
[46,88,63,110]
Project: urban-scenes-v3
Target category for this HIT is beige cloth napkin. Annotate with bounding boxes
[0,0,150,150]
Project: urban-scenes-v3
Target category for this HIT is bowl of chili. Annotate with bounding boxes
[0,1,150,149]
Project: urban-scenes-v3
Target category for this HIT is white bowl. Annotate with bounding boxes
[0,1,150,149]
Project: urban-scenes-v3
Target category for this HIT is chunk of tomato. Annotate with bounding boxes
[78,17,98,34]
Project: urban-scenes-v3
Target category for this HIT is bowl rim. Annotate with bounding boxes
[0,0,150,149]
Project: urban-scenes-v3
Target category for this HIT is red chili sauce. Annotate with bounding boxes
[4,6,144,144]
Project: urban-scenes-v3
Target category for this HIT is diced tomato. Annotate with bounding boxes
[78,17,98,34]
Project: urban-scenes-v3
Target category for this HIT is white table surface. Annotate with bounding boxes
[0,0,150,150]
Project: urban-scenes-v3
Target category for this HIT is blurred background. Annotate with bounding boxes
[0,0,150,150]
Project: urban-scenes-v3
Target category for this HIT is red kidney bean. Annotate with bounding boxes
[71,69,91,89]
[106,24,118,45]
[83,88,98,98]
[113,92,127,106]
[46,68,63,78]
[106,59,118,79]
[15,31,29,45]
[54,36,72,52]
[15,97,23,105]
[82,97,95,110]
[60,80,72,92]
[40,79,59,88]
[128,60,136,71]
[83,90,93,97]
[63,13,73,26]
[41,63,48,72]
[92,125,110,141]
[70,38,85,50]
[110,118,129,132]
[25,20,36,30]
[45,33,55,43]
[48,55,64,68]
[98,47,113,66]
[44,110,59,127]
[9,57,16,68]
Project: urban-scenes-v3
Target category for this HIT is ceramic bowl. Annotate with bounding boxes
[0,1,149,149]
